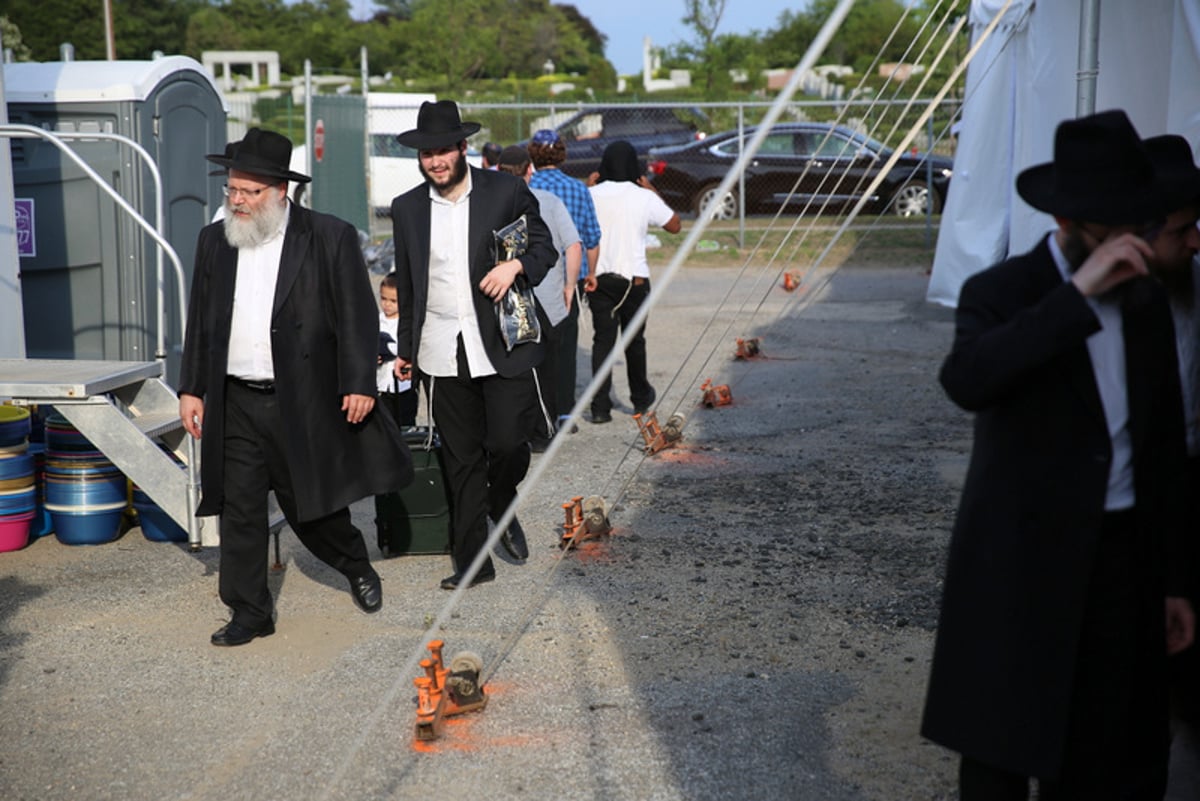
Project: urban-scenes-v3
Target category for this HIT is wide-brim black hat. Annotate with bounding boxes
[1016,109,1159,224]
[1145,134,1200,211]
[396,100,481,150]
[207,142,237,176]
[205,127,311,184]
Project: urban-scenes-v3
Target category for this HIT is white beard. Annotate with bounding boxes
[223,197,287,249]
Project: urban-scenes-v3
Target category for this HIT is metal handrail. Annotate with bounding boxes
[0,123,188,359]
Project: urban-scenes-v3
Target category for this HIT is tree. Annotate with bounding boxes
[0,16,34,60]
[281,0,360,73]
[555,3,605,59]
[405,0,493,86]
[761,0,921,72]
[185,5,243,54]
[114,0,205,58]
[680,0,727,92]
[372,0,414,20]
[3,0,106,60]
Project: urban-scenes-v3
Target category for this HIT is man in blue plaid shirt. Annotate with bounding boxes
[528,128,602,430]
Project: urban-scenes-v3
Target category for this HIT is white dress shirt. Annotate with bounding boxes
[418,172,496,378]
[226,205,290,381]
[1049,233,1134,511]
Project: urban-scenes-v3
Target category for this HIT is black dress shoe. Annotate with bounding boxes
[590,410,612,424]
[349,571,383,613]
[499,517,529,560]
[633,387,657,415]
[211,620,275,647]
[440,568,496,590]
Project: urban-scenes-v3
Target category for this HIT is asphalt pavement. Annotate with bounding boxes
[12,258,1195,800]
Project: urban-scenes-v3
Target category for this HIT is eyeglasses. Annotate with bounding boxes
[222,184,272,200]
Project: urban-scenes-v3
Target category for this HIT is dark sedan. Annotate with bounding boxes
[647,122,953,219]
[520,106,709,182]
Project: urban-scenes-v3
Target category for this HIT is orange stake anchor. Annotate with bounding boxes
[561,495,585,547]
[412,639,487,742]
[560,495,612,548]
[633,410,686,454]
[734,337,763,360]
[700,379,733,408]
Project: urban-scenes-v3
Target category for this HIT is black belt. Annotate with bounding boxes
[228,376,276,393]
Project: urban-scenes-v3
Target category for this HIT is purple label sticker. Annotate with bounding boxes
[15,199,35,258]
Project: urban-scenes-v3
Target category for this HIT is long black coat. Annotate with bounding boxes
[178,204,413,523]
[920,237,1189,778]
[389,166,556,378]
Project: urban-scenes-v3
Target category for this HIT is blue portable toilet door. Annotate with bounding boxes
[151,77,227,381]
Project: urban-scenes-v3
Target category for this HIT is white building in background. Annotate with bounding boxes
[201,50,281,91]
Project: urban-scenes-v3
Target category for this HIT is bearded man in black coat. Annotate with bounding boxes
[922,110,1198,799]
[389,101,556,590]
[179,128,412,647]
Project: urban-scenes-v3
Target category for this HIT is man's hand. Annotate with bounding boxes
[341,393,376,425]
[394,357,413,381]
[563,283,575,312]
[180,393,204,440]
[584,274,598,293]
[479,259,523,302]
[1070,231,1154,297]
[1167,596,1195,655]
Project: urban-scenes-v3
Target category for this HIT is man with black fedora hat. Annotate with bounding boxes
[922,109,1197,798]
[179,127,413,646]
[389,100,556,589]
[1141,133,1200,795]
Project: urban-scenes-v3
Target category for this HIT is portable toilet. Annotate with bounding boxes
[5,55,227,382]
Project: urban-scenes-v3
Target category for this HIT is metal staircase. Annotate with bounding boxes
[0,358,203,548]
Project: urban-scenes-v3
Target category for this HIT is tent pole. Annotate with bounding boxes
[1076,0,1101,116]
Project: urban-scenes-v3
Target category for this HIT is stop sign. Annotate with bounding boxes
[313,119,326,163]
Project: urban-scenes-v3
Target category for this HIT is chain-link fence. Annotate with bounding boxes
[229,96,962,236]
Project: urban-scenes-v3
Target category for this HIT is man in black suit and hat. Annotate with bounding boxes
[179,128,413,646]
[389,100,556,589]
[921,110,1197,799]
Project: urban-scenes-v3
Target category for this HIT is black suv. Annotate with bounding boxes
[525,106,709,181]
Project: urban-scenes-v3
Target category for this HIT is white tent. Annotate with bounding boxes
[927,0,1200,307]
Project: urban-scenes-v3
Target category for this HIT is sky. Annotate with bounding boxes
[561,0,809,75]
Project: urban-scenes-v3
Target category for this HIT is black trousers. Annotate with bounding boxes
[378,388,418,429]
[219,380,376,628]
[961,509,1169,801]
[556,289,581,420]
[588,274,653,416]
[533,304,562,439]
[429,339,536,574]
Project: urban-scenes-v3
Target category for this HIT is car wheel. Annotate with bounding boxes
[890,181,941,217]
[695,184,738,220]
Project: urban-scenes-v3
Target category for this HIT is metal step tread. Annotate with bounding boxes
[130,409,184,438]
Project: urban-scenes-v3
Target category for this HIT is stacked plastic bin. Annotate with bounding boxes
[0,406,36,551]
[43,413,127,545]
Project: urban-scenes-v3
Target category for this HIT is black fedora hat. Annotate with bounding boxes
[205,127,311,184]
[396,100,481,150]
[207,141,238,177]
[1016,110,1158,224]
[1145,134,1200,211]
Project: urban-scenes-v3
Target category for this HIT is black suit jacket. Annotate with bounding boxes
[178,204,412,522]
[389,166,557,378]
[921,236,1188,777]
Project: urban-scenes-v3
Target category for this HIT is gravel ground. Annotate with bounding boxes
[0,260,969,800]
